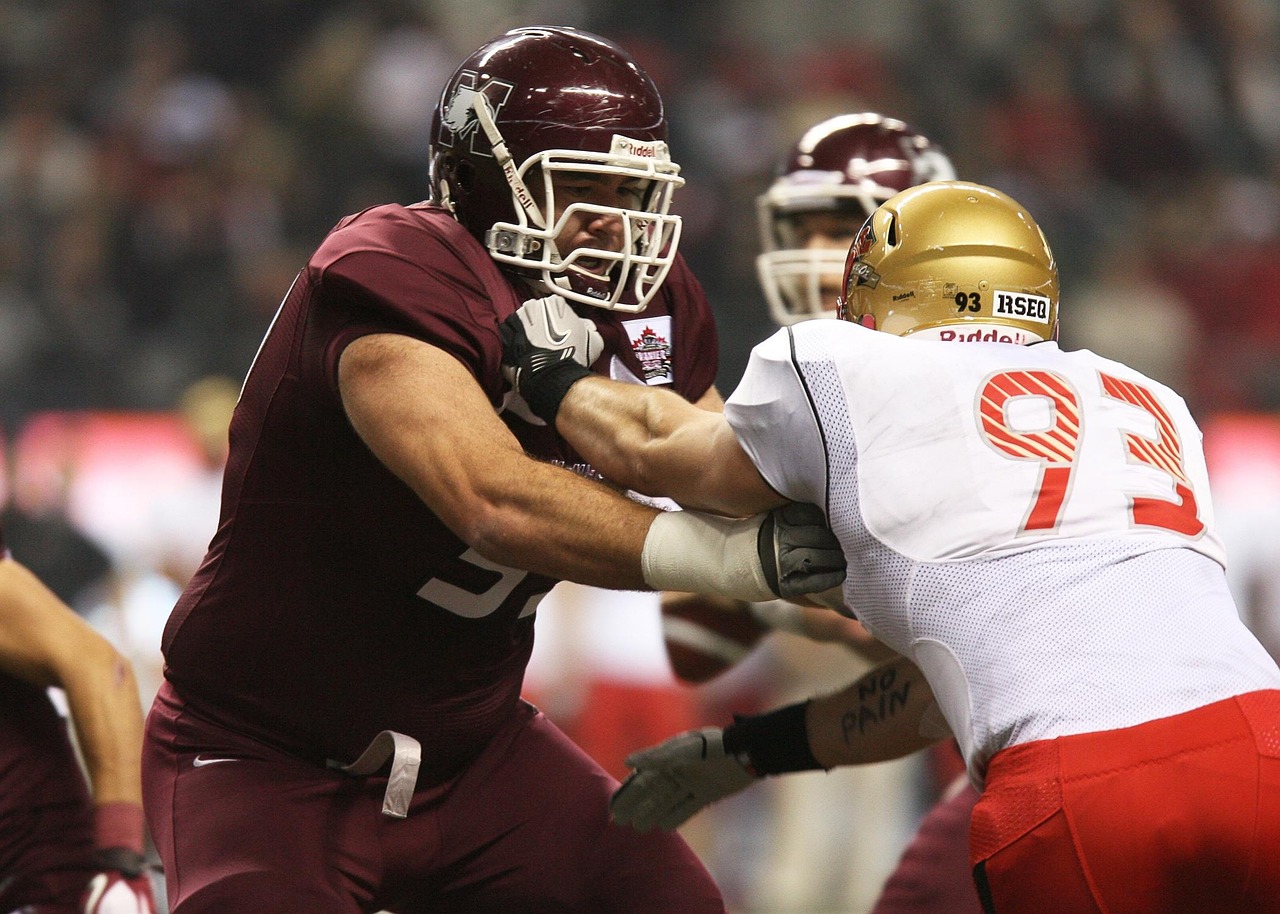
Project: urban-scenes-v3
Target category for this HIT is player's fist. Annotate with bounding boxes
[758,502,847,599]
[500,294,603,423]
[82,849,157,914]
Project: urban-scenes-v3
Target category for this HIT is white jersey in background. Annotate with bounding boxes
[726,320,1280,785]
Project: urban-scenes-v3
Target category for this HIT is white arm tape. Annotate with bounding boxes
[641,510,776,602]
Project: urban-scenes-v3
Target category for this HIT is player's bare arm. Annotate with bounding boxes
[806,654,946,768]
[341,332,844,602]
[339,332,655,590]
[0,557,144,807]
[562,376,781,517]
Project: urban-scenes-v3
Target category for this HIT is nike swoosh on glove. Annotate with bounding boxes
[82,848,157,914]
[609,727,755,833]
[499,294,604,423]
[501,293,604,381]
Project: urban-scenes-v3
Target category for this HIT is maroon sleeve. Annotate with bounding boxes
[308,203,523,404]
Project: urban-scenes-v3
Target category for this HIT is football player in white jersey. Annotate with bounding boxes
[501,180,1280,914]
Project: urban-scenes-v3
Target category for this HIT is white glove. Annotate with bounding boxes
[501,294,604,380]
[82,851,157,914]
[610,727,756,833]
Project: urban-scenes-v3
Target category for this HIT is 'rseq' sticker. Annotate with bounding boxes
[993,291,1051,323]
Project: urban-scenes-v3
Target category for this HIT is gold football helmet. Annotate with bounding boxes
[838,181,1059,343]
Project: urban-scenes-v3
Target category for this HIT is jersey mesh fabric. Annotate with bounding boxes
[740,322,1280,787]
[789,326,916,652]
[908,542,1280,781]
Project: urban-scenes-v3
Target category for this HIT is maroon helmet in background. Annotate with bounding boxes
[756,113,956,324]
[430,26,684,312]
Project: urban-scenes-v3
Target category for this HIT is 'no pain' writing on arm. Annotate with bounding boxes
[840,666,912,745]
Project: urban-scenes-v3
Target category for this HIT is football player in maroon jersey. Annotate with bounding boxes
[758,113,983,914]
[140,26,842,914]
[0,522,156,913]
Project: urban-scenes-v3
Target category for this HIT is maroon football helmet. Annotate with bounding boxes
[757,113,955,324]
[430,26,684,312]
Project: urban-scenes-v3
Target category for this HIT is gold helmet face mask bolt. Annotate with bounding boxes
[838,181,1059,344]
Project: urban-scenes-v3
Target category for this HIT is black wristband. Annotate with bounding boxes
[520,355,592,425]
[92,846,147,878]
[722,700,824,776]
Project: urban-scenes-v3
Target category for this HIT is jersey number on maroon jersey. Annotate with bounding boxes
[978,369,1203,537]
[417,548,545,618]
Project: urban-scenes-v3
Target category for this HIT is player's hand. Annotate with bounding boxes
[610,727,756,832]
[758,503,847,600]
[81,848,157,914]
[500,294,603,423]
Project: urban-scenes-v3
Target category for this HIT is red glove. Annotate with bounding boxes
[82,803,157,914]
[81,848,157,914]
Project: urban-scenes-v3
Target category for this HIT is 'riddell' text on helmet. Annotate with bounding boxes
[838,181,1059,344]
[430,26,684,313]
[756,113,955,324]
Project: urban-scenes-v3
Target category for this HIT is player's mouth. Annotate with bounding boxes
[574,256,613,277]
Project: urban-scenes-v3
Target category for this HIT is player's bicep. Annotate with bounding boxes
[338,333,525,530]
[672,415,783,516]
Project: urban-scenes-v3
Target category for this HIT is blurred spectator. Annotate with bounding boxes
[144,374,237,588]
[83,375,238,707]
[0,427,112,610]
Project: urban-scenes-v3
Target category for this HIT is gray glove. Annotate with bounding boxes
[758,503,847,600]
[609,727,756,833]
[500,294,604,422]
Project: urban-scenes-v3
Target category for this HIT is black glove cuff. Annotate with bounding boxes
[92,846,147,878]
[755,511,780,596]
[522,357,592,425]
[722,700,824,776]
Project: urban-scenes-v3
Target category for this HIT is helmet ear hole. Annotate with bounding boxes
[454,158,474,193]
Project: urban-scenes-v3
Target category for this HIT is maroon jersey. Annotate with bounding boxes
[160,203,718,780]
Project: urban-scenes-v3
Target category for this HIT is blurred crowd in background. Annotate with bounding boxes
[2,1,1279,912]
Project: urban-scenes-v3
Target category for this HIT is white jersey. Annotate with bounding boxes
[726,321,1280,785]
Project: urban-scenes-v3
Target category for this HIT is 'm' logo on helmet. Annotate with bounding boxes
[439,72,514,156]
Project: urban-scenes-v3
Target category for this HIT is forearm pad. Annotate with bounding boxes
[641,510,776,602]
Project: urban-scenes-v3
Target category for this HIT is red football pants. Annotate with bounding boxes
[970,690,1280,914]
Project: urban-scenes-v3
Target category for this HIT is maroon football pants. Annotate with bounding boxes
[0,798,94,914]
[143,682,724,914]
[870,777,982,914]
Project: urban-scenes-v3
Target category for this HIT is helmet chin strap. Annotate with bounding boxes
[471,90,546,230]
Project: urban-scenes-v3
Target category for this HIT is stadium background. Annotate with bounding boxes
[2,1,1279,912]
